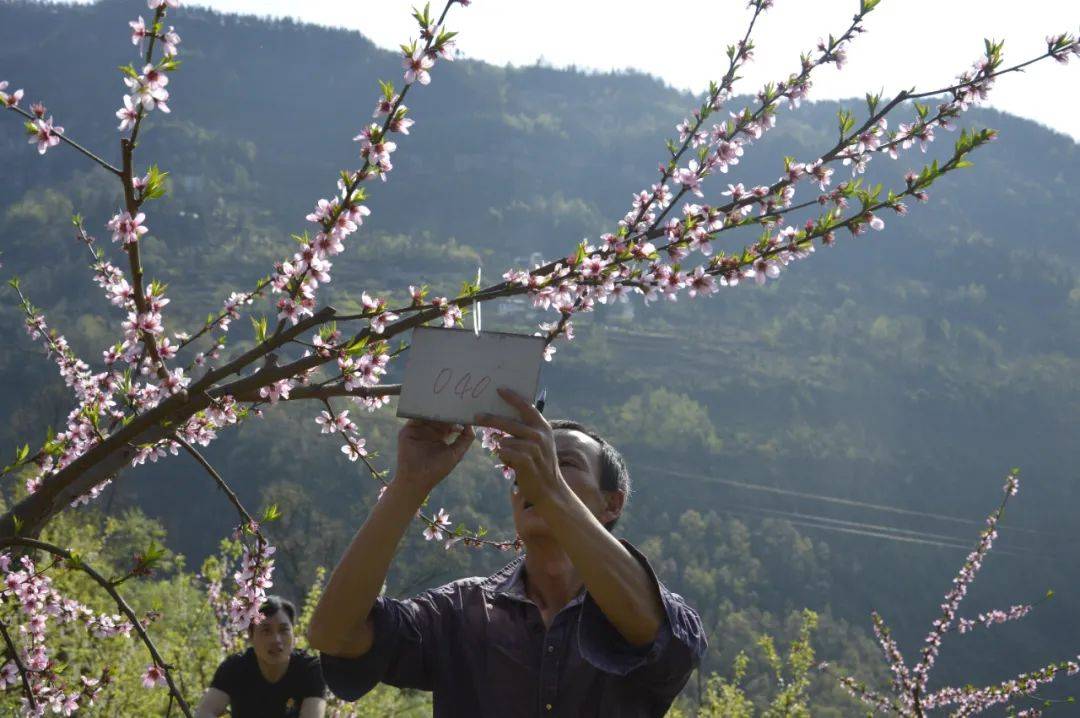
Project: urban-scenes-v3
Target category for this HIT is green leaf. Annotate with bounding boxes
[573,242,587,266]
[344,335,369,356]
[251,316,268,343]
[865,91,880,115]
[262,504,282,522]
[459,278,479,297]
[142,164,169,201]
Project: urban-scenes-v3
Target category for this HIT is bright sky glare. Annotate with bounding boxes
[65,0,1080,140]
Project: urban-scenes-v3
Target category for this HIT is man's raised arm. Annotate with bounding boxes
[306,421,473,658]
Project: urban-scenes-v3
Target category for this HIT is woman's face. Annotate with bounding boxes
[250,608,294,667]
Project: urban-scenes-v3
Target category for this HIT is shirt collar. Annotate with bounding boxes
[480,555,528,599]
[481,555,588,608]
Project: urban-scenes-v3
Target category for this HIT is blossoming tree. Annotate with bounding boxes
[1,0,1078,713]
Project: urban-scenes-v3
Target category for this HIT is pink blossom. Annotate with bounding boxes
[52,693,80,716]
[258,379,293,404]
[389,113,414,134]
[0,662,17,688]
[354,125,397,171]
[316,409,353,434]
[161,26,181,57]
[28,116,63,155]
[276,297,300,324]
[0,81,24,108]
[340,439,368,461]
[808,160,834,190]
[687,267,717,297]
[116,95,139,131]
[722,182,749,202]
[373,94,399,117]
[130,16,148,45]
[369,310,399,334]
[106,211,148,245]
[124,66,170,113]
[141,663,167,689]
[306,198,337,224]
[313,232,344,257]
[423,508,452,541]
[403,49,435,85]
[752,258,781,285]
[440,302,463,328]
[672,160,704,197]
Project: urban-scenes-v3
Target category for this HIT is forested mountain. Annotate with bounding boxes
[1,0,1078,712]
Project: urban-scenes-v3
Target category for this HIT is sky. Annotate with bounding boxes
[65,0,1080,140]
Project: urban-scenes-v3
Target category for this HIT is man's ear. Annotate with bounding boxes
[599,490,626,526]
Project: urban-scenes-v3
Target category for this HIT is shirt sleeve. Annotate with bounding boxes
[299,654,328,700]
[576,541,707,698]
[320,583,460,701]
[208,655,240,697]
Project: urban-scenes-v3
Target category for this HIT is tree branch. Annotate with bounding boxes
[231,383,401,404]
[0,537,193,718]
[0,618,38,711]
[3,104,121,176]
[174,435,257,530]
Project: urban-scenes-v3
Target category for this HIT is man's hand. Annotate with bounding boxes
[394,419,474,496]
[475,388,666,648]
[474,388,564,509]
[309,418,473,659]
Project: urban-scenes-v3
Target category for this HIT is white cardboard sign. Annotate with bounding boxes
[397,327,546,425]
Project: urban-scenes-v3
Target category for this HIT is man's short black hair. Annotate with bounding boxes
[549,420,631,530]
[249,595,296,634]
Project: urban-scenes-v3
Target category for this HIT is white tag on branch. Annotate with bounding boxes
[397,327,545,425]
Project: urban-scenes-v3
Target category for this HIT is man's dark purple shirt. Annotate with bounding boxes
[320,541,706,717]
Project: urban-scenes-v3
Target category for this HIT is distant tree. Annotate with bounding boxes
[831,471,1075,717]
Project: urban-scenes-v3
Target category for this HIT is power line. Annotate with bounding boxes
[717,503,1033,557]
[713,506,981,552]
[642,464,1068,540]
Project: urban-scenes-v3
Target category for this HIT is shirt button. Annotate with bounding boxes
[545,704,553,711]
[547,644,554,653]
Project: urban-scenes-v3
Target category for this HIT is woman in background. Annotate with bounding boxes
[196,595,326,718]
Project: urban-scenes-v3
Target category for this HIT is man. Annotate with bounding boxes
[196,596,327,718]
[308,387,706,716]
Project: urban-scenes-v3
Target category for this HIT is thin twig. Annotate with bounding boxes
[0,618,38,711]
[174,435,257,529]
[0,537,193,718]
[3,104,121,175]
[231,383,401,404]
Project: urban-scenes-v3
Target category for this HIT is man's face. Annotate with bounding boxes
[249,609,294,667]
[511,429,619,540]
